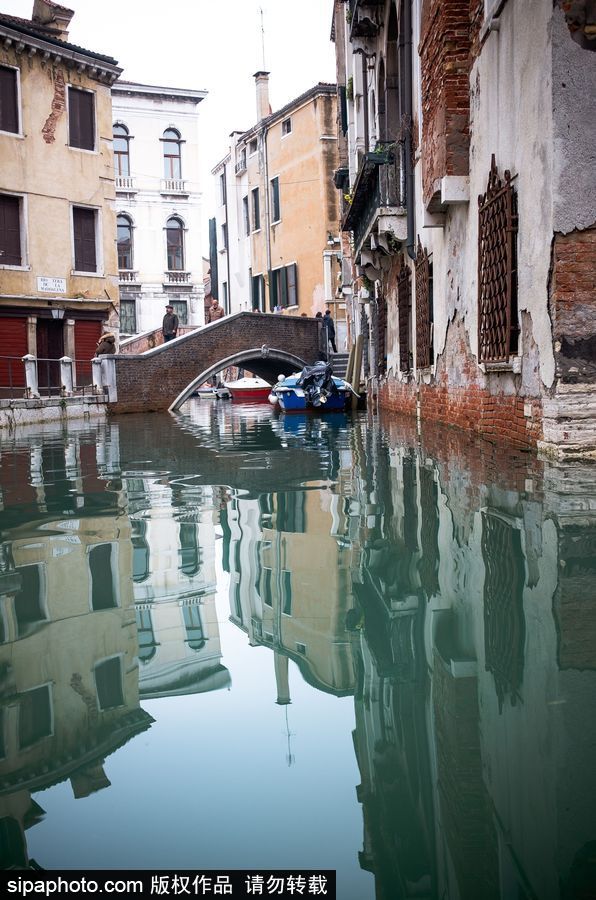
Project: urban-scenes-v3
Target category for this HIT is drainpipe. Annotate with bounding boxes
[404,0,416,261]
[223,161,232,314]
[262,127,273,308]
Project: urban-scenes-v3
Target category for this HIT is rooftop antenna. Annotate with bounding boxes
[259,6,266,70]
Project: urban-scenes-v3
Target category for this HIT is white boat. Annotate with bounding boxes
[224,376,272,403]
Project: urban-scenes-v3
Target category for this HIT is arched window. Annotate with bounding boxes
[113,123,130,177]
[136,608,157,663]
[162,128,182,180]
[182,604,205,651]
[179,523,201,577]
[117,213,133,270]
[166,216,184,270]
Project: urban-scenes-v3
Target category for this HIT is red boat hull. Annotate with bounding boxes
[228,387,272,403]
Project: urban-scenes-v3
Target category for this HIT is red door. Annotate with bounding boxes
[74,320,103,384]
[0,317,28,391]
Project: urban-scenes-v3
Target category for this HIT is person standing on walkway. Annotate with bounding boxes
[162,305,179,342]
[95,332,116,356]
[207,299,225,323]
[323,309,337,353]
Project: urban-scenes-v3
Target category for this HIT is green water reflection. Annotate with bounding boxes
[0,401,595,899]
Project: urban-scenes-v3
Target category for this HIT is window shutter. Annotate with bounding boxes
[69,89,94,150]
[73,207,97,272]
[286,264,298,307]
[280,267,288,308]
[339,86,348,136]
[0,195,21,265]
[0,66,18,133]
[268,269,277,310]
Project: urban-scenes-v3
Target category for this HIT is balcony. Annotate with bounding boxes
[235,155,247,176]
[348,0,384,39]
[160,179,189,196]
[115,175,136,193]
[164,271,191,285]
[119,270,140,285]
[342,145,407,256]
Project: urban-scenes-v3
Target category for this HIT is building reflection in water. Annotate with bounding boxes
[0,423,152,869]
[221,408,596,900]
[347,417,596,900]
[223,483,355,701]
[0,405,594,896]
[0,421,231,869]
[125,473,230,699]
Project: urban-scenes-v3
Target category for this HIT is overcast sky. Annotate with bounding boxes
[3,0,337,249]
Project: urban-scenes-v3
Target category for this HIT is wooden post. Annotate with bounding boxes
[351,335,363,411]
[345,344,355,386]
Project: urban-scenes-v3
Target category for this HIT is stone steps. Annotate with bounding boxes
[329,352,350,379]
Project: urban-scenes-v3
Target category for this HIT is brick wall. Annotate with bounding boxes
[550,225,596,383]
[419,0,475,206]
[110,313,321,414]
[378,315,544,450]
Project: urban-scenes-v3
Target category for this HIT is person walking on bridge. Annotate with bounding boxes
[162,305,179,342]
[207,299,225,323]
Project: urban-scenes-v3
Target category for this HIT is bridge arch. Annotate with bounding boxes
[110,311,322,414]
[170,347,309,411]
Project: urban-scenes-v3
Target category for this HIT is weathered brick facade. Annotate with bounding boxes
[419,0,477,205]
[550,225,596,383]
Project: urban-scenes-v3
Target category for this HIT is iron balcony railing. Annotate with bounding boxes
[348,0,384,16]
[342,143,406,255]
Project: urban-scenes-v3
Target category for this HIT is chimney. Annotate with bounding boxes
[254,71,271,123]
[274,652,291,705]
[32,0,74,41]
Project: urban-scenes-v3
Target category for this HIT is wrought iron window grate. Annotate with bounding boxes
[397,255,412,372]
[415,239,433,369]
[478,155,519,362]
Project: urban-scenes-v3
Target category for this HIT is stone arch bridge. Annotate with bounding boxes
[110,312,324,414]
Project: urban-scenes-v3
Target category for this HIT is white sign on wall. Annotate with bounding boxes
[37,276,67,293]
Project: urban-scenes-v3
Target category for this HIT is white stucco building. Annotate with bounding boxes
[211,131,252,315]
[111,81,207,336]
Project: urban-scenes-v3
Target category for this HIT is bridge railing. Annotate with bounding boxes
[119,325,200,355]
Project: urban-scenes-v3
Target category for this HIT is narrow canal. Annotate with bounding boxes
[0,400,595,899]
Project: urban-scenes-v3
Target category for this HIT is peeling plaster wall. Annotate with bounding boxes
[552,5,596,235]
[391,0,558,394]
[465,0,555,389]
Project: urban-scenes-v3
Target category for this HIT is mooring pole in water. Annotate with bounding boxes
[351,335,363,411]
[345,343,355,387]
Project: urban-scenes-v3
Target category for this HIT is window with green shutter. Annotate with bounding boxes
[0,66,19,134]
[270,176,280,222]
[73,206,97,272]
[69,87,95,150]
[286,263,298,307]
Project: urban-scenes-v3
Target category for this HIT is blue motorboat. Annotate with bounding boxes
[268,362,355,412]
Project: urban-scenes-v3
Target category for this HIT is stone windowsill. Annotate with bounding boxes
[480,357,521,374]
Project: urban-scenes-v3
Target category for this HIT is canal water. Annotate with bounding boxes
[0,399,595,899]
